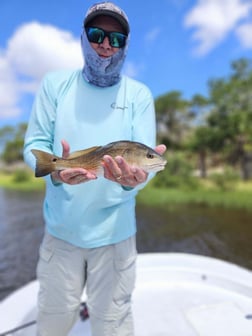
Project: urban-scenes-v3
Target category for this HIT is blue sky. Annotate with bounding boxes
[1,0,252,127]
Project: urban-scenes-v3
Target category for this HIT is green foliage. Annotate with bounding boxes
[155,91,193,148]
[209,167,240,191]
[0,172,45,191]
[12,169,31,183]
[188,126,224,152]
[1,123,27,164]
[207,59,252,156]
[153,152,200,189]
[2,138,24,163]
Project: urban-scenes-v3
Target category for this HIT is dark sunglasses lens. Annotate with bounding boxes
[110,32,126,48]
[86,27,127,48]
[86,27,104,44]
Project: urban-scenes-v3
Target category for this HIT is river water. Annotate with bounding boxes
[1,188,252,301]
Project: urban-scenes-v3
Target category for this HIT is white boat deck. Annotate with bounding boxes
[1,253,252,335]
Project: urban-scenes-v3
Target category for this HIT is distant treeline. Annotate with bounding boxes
[1,58,252,180]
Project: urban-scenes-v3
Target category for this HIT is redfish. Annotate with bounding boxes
[31,140,167,177]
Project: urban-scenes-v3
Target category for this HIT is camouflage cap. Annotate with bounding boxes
[84,2,130,34]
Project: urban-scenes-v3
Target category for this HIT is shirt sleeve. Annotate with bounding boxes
[23,74,57,171]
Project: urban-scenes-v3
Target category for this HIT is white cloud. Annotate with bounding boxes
[124,61,141,78]
[235,22,252,47]
[7,22,82,79]
[0,54,20,118]
[0,21,83,120]
[184,0,252,55]
[144,27,161,44]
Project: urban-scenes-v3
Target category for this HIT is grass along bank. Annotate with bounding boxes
[1,170,252,211]
[137,180,252,212]
[0,171,45,192]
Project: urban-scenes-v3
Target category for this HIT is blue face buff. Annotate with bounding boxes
[81,28,129,87]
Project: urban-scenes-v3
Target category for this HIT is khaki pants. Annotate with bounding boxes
[36,232,137,336]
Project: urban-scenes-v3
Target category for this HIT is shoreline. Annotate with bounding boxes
[1,172,252,211]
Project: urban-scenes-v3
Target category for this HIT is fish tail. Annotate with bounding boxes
[31,149,59,177]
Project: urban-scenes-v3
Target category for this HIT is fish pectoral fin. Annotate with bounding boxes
[68,146,102,159]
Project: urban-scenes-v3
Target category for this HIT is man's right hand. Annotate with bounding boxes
[51,139,97,185]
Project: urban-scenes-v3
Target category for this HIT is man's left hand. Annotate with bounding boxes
[102,144,166,187]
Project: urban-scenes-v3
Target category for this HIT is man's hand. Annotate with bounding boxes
[51,140,97,185]
[102,144,167,187]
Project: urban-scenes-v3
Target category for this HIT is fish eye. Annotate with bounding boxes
[52,158,57,162]
[146,152,154,159]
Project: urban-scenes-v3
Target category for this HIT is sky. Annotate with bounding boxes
[1,0,252,127]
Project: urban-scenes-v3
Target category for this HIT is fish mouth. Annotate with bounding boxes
[146,160,167,172]
[156,164,166,172]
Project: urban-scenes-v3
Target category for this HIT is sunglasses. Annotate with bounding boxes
[85,27,127,48]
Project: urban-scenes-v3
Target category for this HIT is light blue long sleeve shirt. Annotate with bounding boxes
[24,70,156,248]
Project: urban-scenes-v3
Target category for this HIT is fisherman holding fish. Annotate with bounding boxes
[24,2,166,336]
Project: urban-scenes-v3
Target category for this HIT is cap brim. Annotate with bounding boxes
[84,10,129,34]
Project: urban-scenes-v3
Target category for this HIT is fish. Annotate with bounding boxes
[31,140,167,177]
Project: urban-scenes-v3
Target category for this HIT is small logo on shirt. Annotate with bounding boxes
[111,102,128,111]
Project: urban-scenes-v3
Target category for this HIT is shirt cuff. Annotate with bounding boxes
[121,185,134,191]
[50,172,63,186]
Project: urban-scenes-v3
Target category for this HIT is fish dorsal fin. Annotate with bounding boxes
[68,146,101,159]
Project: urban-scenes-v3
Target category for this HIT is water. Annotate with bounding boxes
[137,204,252,268]
[0,189,44,300]
[1,188,252,301]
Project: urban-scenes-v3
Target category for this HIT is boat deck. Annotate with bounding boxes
[1,253,252,335]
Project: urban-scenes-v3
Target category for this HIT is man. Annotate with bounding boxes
[24,2,166,335]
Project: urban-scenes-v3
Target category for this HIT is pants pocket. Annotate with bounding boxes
[36,246,53,278]
[36,234,84,313]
